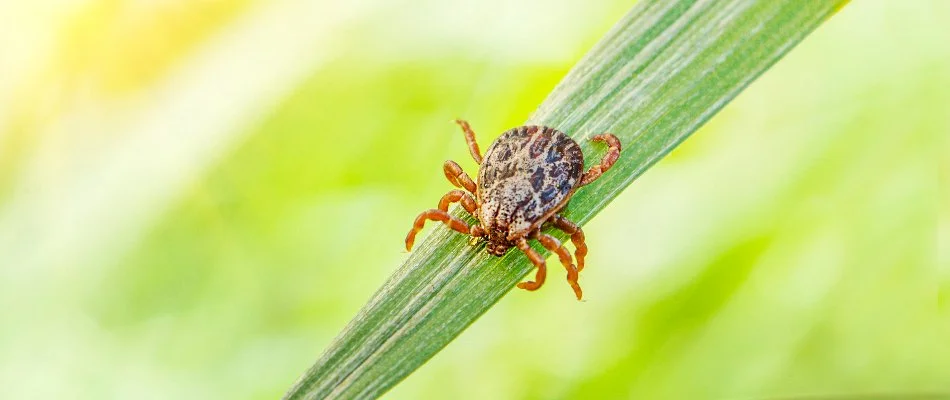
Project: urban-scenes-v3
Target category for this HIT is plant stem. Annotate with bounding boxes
[284,1,848,398]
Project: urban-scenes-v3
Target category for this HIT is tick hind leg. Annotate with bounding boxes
[454,119,482,164]
[548,214,588,272]
[580,133,622,186]
[535,232,582,300]
[515,237,547,292]
[405,209,473,251]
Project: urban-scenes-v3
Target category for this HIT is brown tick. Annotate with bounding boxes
[405,120,621,300]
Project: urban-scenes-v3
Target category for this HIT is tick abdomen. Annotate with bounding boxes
[476,126,585,239]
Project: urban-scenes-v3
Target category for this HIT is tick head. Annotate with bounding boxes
[485,239,511,257]
[484,225,513,256]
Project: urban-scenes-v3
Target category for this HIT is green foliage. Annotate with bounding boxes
[283,1,849,398]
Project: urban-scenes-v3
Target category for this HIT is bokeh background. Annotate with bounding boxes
[1,0,948,399]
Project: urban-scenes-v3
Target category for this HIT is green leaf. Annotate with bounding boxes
[283,0,848,398]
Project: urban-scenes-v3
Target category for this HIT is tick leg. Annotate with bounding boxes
[580,133,622,186]
[515,237,547,292]
[470,225,486,238]
[405,209,471,251]
[535,232,582,300]
[454,119,483,164]
[437,189,477,215]
[443,160,477,194]
[548,214,588,272]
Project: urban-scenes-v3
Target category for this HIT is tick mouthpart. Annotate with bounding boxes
[485,241,511,257]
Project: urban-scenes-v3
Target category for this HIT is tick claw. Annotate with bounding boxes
[517,281,541,291]
[570,282,583,300]
[405,230,418,251]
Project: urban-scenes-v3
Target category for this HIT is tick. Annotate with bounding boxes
[405,120,621,300]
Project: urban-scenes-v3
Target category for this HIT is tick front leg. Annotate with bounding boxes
[535,232,582,300]
[548,214,588,272]
[437,189,477,215]
[515,237,547,292]
[454,119,483,164]
[580,133,622,186]
[405,209,472,251]
[443,160,477,194]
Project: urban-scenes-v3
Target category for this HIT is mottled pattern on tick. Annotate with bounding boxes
[477,125,584,241]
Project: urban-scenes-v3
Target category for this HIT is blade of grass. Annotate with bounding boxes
[284,0,849,398]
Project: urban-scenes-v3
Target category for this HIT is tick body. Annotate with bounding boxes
[405,120,621,300]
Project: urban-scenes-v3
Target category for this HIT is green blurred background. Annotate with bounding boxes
[1,0,947,398]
